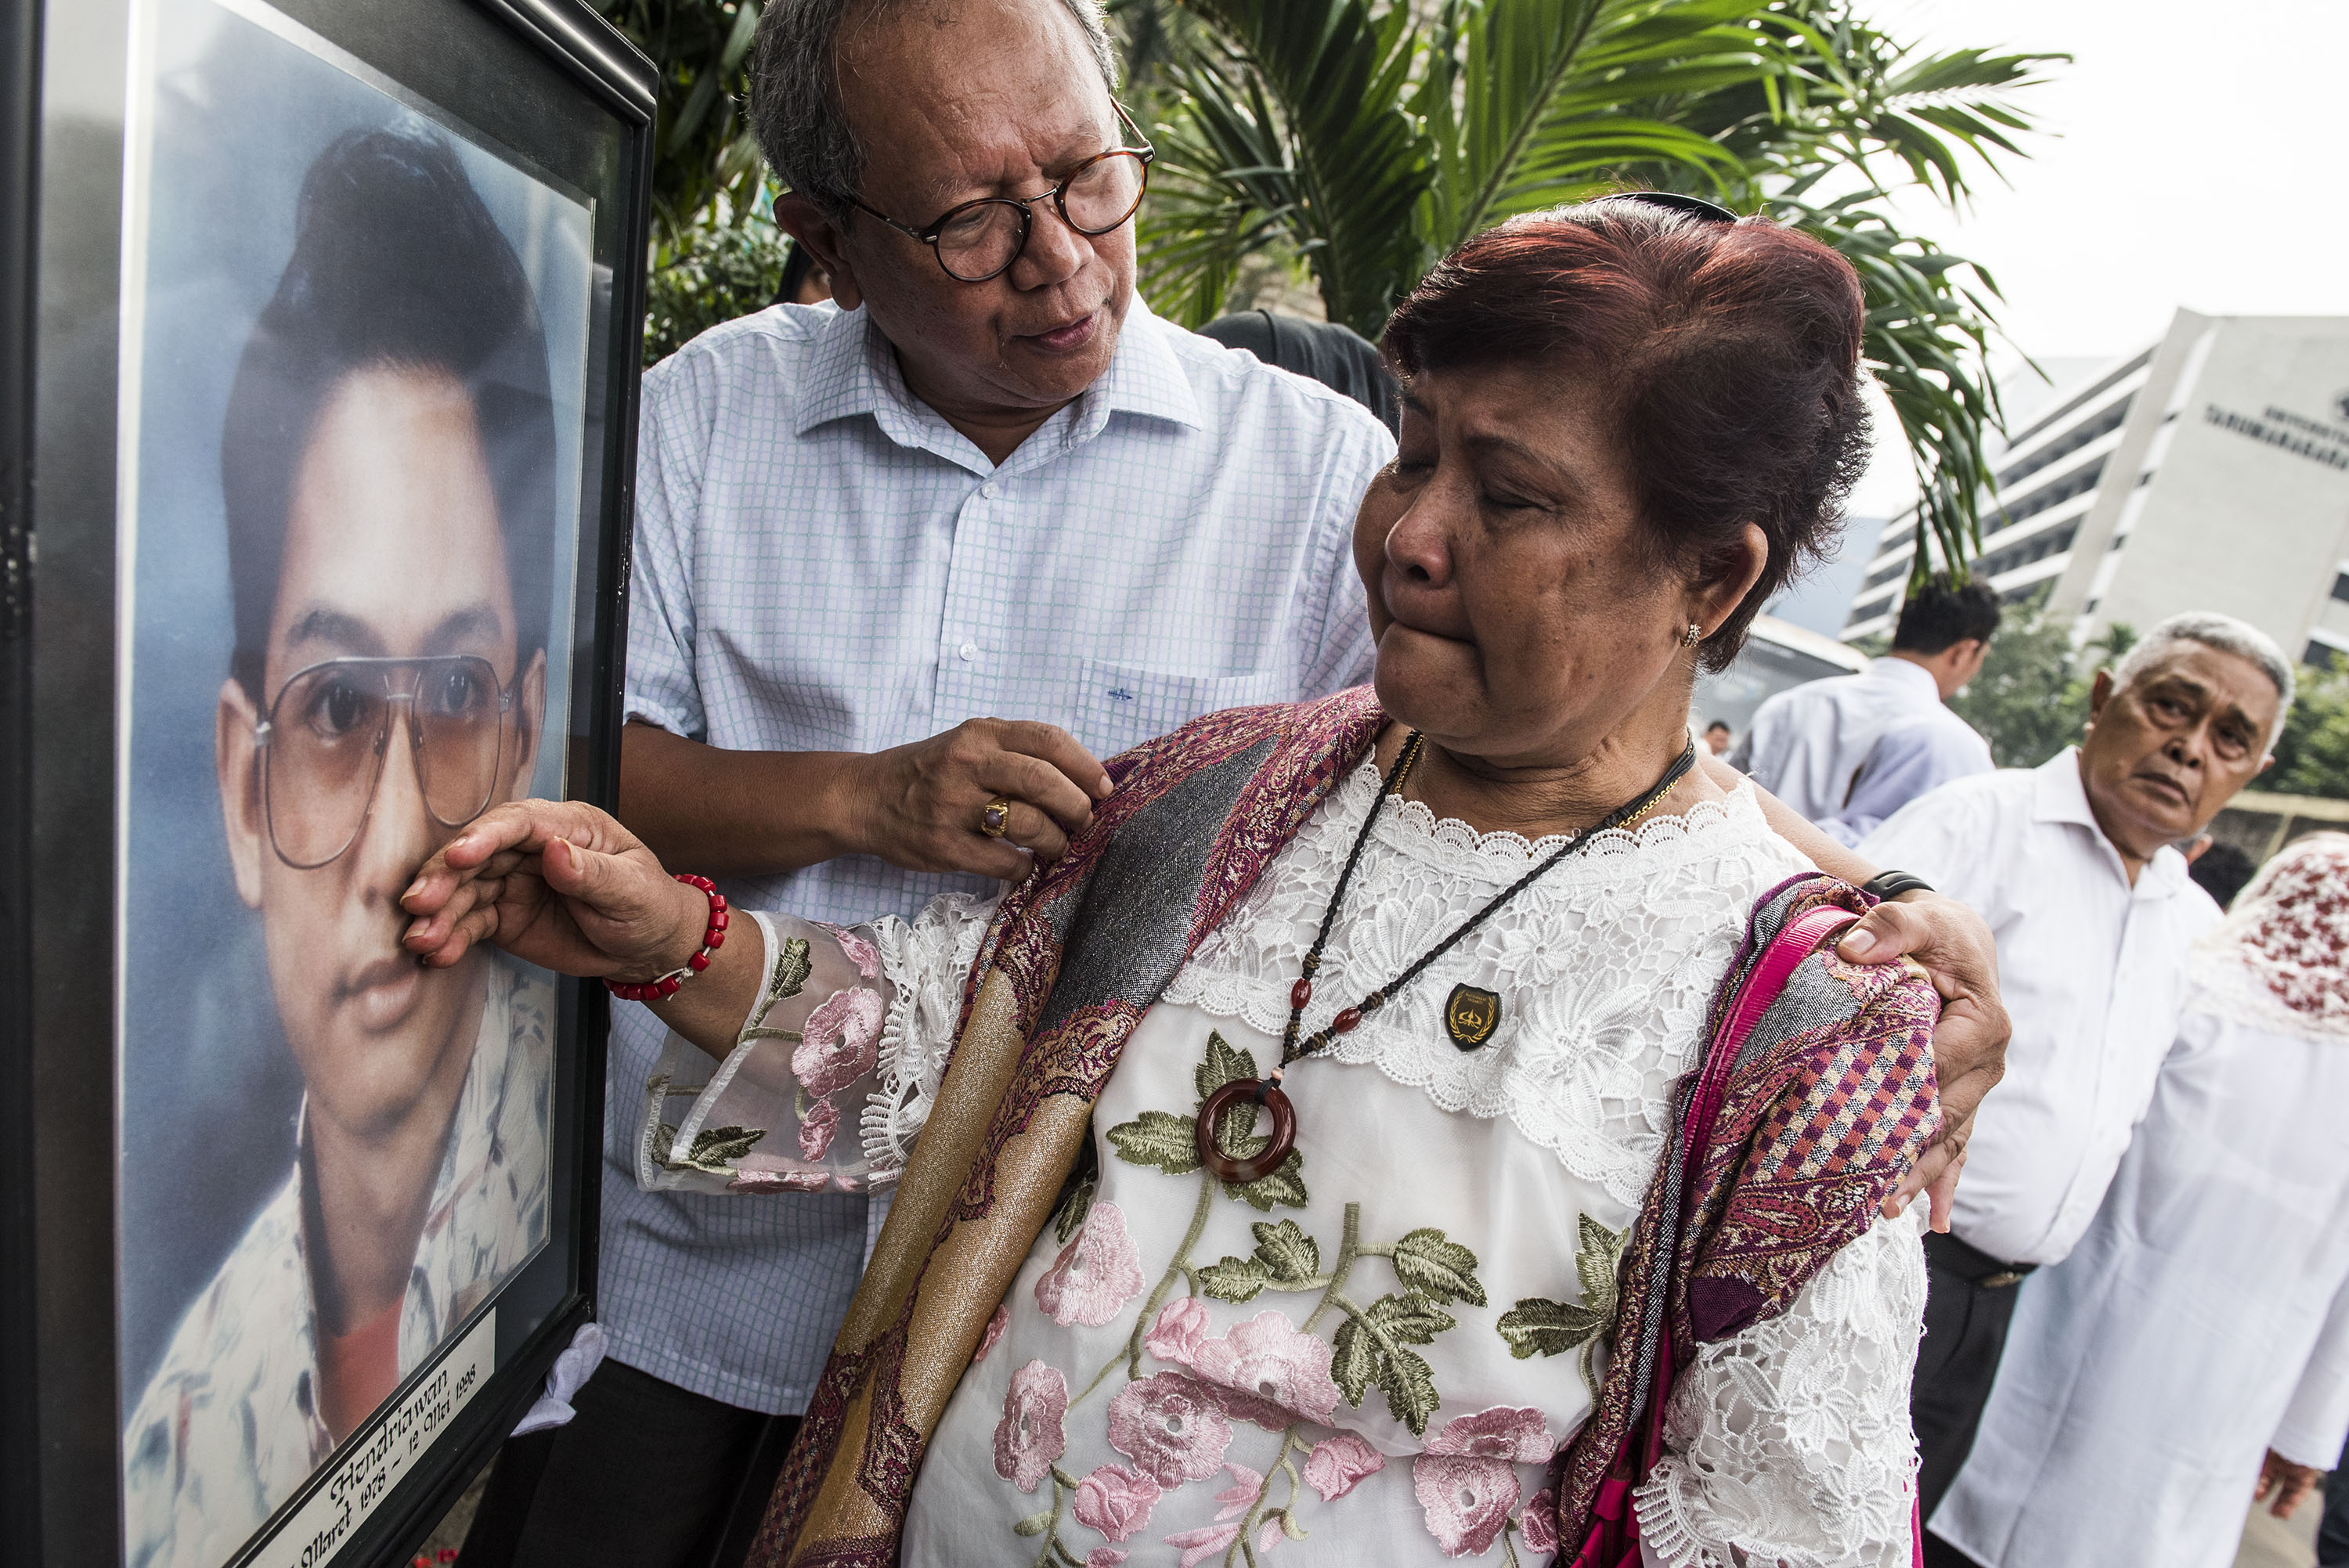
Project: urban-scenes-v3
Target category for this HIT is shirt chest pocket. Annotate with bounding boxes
[1076,658,1294,762]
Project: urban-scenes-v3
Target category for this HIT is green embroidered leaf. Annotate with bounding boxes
[1575,1213,1627,1312]
[1222,1149,1308,1212]
[1011,1509,1053,1537]
[1330,1315,1376,1408]
[1377,1342,1442,1435]
[1331,1301,1446,1434]
[1391,1228,1487,1307]
[650,1122,677,1168]
[1199,1255,1272,1303]
[1195,1030,1259,1102]
[1279,1506,1307,1541]
[1495,1297,1609,1361]
[746,937,814,1032]
[1250,1220,1320,1284]
[1052,1166,1097,1245]
[1365,1290,1456,1346]
[1106,1111,1202,1176]
[685,1125,766,1166]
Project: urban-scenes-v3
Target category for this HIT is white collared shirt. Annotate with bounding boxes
[1859,750,2221,1265]
[606,296,1395,1414]
[1734,656,1993,845]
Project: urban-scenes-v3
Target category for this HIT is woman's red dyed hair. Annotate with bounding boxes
[1381,198,1871,671]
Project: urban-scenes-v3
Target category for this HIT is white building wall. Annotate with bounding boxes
[1842,311,2349,669]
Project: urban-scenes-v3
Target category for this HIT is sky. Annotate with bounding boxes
[1839,0,2349,520]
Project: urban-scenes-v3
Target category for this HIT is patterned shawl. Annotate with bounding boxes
[751,688,1939,1566]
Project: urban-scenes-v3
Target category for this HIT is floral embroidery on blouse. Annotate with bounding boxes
[1495,1213,1626,1401]
[985,1032,1560,1567]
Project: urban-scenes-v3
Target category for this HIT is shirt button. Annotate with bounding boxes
[980,483,998,500]
[958,642,978,662]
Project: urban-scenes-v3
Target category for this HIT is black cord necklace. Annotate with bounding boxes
[1194,730,1701,1183]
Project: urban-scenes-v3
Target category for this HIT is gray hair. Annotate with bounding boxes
[2109,611,2297,755]
[749,0,1119,222]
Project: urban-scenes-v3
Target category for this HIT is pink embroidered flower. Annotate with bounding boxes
[1213,1465,1263,1520]
[1426,1406,1555,1465]
[1070,1464,1161,1542]
[1412,1454,1520,1559]
[793,986,885,1096]
[992,1360,1068,1494]
[1106,1372,1233,1487]
[1302,1433,1385,1501]
[796,1095,839,1160]
[818,923,882,981]
[1143,1296,1212,1368]
[725,1166,830,1193]
[1084,1552,1128,1568]
[972,1304,1009,1364]
[1034,1202,1146,1327]
[1188,1310,1342,1426]
[1163,1523,1239,1568]
[1518,1487,1559,1554]
[1256,1516,1286,1555]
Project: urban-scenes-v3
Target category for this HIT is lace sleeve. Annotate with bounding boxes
[634,893,996,1197]
[1633,1205,1927,1567]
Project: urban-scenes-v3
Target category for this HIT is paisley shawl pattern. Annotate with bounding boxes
[752,701,1939,1568]
[1549,877,1940,1552]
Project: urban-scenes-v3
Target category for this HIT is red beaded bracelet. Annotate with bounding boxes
[606,874,729,1001]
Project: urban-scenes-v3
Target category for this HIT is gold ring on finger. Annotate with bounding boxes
[979,796,1014,839]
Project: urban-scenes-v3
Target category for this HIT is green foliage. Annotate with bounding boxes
[642,220,788,364]
[597,0,797,364]
[1945,592,2134,770]
[1128,0,2061,575]
[597,0,767,247]
[2270,658,2349,802]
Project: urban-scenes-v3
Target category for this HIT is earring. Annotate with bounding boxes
[1682,622,1701,649]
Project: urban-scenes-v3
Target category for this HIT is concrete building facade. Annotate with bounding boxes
[1843,311,2349,669]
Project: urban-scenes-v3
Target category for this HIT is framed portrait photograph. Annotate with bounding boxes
[0,3,653,1566]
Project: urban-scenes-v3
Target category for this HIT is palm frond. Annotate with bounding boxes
[1774,187,2007,586]
[1166,0,1434,333]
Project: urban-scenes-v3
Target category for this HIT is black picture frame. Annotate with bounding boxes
[0,2,652,1565]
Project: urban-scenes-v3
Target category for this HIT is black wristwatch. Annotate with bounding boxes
[1860,870,1935,903]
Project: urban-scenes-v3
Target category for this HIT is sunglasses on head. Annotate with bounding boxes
[1601,190,1741,224]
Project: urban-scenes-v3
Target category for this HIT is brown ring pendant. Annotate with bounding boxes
[1195,1079,1297,1184]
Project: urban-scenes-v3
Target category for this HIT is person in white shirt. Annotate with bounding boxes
[1933,834,2349,1568]
[1734,573,1999,842]
[1855,611,2294,1551]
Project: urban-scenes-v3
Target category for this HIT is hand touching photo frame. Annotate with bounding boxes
[0,2,653,1566]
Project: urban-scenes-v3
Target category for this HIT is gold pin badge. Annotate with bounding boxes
[1445,984,1501,1051]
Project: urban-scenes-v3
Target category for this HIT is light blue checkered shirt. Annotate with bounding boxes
[603,296,1394,1413]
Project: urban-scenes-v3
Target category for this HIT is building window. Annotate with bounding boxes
[2305,640,2346,672]
[2331,571,2349,604]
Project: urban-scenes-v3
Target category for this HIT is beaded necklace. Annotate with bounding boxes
[1193,730,1701,1182]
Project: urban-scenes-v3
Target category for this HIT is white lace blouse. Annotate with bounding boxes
[641,765,1926,1566]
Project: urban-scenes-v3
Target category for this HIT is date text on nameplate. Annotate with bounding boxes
[251,1309,496,1568]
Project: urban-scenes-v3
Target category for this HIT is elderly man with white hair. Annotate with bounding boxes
[1852,611,2294,1555]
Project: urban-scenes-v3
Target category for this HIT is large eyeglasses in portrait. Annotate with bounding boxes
[113,0,596,1563]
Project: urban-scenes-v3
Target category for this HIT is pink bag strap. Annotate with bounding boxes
[1573,898,1869,1568]
[1677,905,1858,1177]
[1641,906,1860,1483]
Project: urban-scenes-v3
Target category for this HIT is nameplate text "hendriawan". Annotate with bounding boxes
[251,1310,496,1568]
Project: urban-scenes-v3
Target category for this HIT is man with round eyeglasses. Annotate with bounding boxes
[474,1,1401,1562]
[122,130,560,1568]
